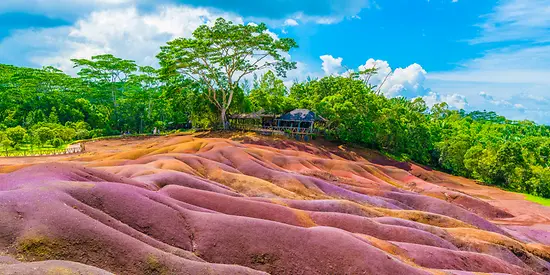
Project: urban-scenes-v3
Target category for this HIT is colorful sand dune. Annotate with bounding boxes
[1,134,550,274]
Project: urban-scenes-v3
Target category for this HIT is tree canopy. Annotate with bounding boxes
[157,18,297,128]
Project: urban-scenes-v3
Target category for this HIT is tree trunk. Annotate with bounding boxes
[221,108,228,130]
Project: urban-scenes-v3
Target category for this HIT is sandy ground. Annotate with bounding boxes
[0,135,169,166]
[1,132,550,274]
[432,170,550,226]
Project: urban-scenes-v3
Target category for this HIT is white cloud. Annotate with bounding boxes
[0,5,243,73]
[478,91,531,113]
[421,92,468,110]
[317,57,433,99]
[358,58,430,98]
[471,0,550,44]
[430,45,550,86]
[514,103,526,111]
[284,18,299,26]
[0,0,136,19]
[425,0,550,124]
[479,91,494,101]
[479,91,514,107]
[426,44,550,124]
[320,55,343,75]
[358,58,392,84]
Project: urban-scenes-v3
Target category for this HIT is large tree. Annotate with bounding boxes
[157,18,298,128]
[72,54,138,130]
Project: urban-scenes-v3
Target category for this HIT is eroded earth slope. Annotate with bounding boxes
[1,133,550,274]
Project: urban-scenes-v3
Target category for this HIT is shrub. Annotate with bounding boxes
[51,138,63,148]
[76,129,91,140]
[6,126,27,147]
[57,127,76,142]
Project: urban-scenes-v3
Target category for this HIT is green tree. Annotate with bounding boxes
[249,71,293,114]
[0,131,13,154]
[34,127,54,146]
[157,18,298,128]
[57,127,76,142]
[72,54,138,130]
[5,126,26,148]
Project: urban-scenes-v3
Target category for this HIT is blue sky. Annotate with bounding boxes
[1,0,550,124]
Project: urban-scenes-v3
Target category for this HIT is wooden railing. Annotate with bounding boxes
[231,125,318,136]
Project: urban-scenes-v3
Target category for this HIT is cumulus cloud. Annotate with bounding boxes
[421,92,468,110]
[284,18,299,26]
[332,57,469,110]
[317,57,434,99]
[358,58,430,98]
[320,55,343,75]
[0,5,243,73]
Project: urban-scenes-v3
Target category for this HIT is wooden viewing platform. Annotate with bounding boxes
[229,109,325,140]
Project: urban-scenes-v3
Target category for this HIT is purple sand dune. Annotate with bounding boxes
[135,170,242,196]
[393,242,538,275]
[0,164,427,274]
[253,198,382,218]
[381,191,508,234]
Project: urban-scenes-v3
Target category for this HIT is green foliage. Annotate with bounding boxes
[34,127,54,146]
[525,193,550,207]
[51,138,63,148]
[249,71,295,114]
[0,131,14,152]
[0,17,548,199]
[285,75,550,197]
[5,126,26,148]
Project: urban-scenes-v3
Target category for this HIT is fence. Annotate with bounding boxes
[0,143,84,158]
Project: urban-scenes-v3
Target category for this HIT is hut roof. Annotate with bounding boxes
[278,109,326,122]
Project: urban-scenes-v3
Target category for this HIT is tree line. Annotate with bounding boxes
[0,18,548,197]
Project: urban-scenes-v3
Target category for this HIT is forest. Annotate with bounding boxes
[0,18,548,198]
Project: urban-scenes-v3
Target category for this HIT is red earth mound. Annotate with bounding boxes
[0,133,549,274]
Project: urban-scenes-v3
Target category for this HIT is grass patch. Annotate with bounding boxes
[525,194,550,207]
[16,235,61,261]
[144,254,169,275]
[0,144,67,153]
